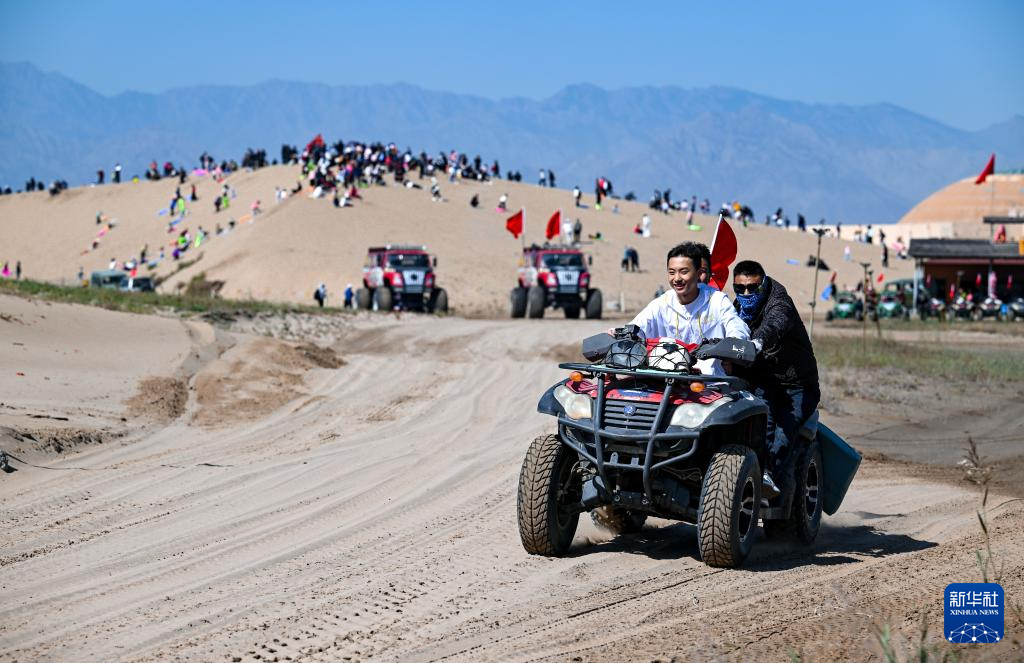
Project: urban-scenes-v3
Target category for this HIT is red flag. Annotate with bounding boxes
[505,209,524,239]
[877,272,884,283]
[975,153,995,184]
[709,216,738,290]
[545,209,561,240]
[1009,274,1014,289]
[975,273,982,287]
[304,133,325,154]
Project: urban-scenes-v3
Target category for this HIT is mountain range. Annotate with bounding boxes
[1,61,1021,224]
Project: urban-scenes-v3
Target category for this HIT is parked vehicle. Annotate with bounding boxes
[90,270,126,289]
[517,326,861,568]
[877,293,909,319]
[973,296,1004,321]
[355,245,447,313]
[825,291,863,321]
[1007,296,1024,321]
[118,277,155,293]
[510,245,602,319]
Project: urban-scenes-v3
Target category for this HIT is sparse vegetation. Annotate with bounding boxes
[814,335,1024,383]
[0,278,349,317]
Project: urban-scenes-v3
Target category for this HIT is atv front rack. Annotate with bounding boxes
[557,362,749,390]
[554,367,701,505]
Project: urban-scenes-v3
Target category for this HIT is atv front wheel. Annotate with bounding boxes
[763,440,822,545]
[591,506,646,535]
[527,286,546,319]
[518,434,581,555]
[510,287,527,318]
[585,289,603,319]
[697,445,760,568]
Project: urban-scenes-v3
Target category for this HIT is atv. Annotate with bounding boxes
[356,244,448,313]
[973,296,1004,321]
[950,296,975,321]
[517,326,861,568]
[825,291,863,321]
[919,296,946,321]
[1007,296,1024,321]
[877,293,909,320]
[510,244,602,319]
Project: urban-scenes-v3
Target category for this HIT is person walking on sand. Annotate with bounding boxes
[538,169,547,187]
[344,283,354,309]
[573,185,581,208]
[15,260,21,280]
[1,262,9,278]
[113,163,121,183]
[314,282,327,308]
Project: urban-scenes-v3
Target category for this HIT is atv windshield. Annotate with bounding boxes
[541,253,584,269]
[387,254,430,268]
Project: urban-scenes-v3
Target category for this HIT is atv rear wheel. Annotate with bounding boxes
[429,288,449,314]
[518,434,581,555]
[510,287,527,318]
[585,289,603,319]
[591,506,646,535]
[825,311,834,321]
[763,440,823,545]
[356,287,372,310]
[697,444,760,568]
[374,287,393,312]
[527,286,546,319]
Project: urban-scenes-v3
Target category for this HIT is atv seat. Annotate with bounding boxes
[798,411,819,441]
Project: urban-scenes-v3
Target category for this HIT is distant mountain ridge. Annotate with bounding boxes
[1,61,1021,224]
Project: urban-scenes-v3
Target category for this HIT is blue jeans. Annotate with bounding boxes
[754,383,820,476]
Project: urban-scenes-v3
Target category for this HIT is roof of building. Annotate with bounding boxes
[908,238,1023,259]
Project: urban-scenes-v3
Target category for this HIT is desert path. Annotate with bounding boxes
[0,314,1020,662]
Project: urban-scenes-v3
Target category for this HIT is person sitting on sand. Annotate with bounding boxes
[497,193,508,212]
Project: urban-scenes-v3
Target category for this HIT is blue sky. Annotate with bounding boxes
[1,0,1021,130]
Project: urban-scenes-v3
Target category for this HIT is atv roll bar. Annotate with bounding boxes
[556,370,700,506]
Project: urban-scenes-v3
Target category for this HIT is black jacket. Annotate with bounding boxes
[734,277,819,390]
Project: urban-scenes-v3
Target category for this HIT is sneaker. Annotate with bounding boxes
[762,471,781,499]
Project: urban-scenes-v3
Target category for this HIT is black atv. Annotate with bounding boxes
[517,326,861,568]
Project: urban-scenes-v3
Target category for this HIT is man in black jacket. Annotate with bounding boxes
[732,260,820,497]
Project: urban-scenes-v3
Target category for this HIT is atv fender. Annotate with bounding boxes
[701,395,768,428]
[537,382,564,416]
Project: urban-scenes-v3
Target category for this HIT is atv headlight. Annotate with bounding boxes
[669,398,728,429]
[554,385,593,420]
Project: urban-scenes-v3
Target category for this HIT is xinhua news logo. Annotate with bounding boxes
[944,583,1004,643]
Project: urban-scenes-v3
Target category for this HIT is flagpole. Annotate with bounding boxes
[521,207,526,250]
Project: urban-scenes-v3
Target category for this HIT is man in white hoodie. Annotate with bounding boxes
[628,242,749,375]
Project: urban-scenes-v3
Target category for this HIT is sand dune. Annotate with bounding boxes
[0,167,911,315]
[0,296,1020,661]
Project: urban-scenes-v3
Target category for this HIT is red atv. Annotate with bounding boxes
[511,245,602,319]
[356,244,448,313]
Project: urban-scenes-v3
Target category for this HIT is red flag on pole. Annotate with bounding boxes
[505,209,524,239]
[975,153,995,184]
[709,215,738,290]
[545,209,561,240]
[975,273,982,287]
[877,272,885,283]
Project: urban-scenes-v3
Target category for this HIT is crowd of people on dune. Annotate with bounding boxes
[2,132,910,295]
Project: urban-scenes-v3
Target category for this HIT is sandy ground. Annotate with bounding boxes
[0,166,911,316]
[1,296,1022,662]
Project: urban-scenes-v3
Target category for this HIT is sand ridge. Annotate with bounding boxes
[0,165,911,316]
